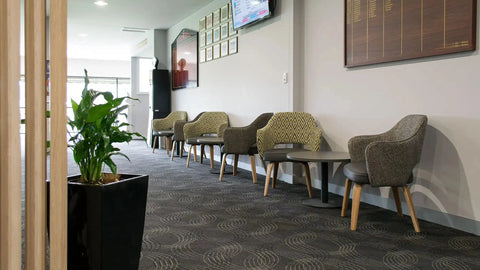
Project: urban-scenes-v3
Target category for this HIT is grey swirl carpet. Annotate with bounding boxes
[68,141,480,270]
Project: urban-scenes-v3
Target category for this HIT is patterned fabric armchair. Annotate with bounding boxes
[151,111,187,154]
[341,114,428,232]
[219,113,273,183]
[170,112,205,160]
[256,112,322,197]
[183,112,229,168]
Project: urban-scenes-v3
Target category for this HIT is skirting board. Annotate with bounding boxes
[230,157,480,236]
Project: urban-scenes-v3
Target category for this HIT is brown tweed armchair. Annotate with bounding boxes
[257,112,322,198]
[171,112,205,160]
[152,111,187,154]
[219,113,273,183]
[341,114,428,232]
[183,112,229,168]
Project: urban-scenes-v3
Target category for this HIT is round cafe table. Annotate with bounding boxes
[287,151,350,208]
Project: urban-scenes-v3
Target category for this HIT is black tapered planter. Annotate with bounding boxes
[67,174,149,270]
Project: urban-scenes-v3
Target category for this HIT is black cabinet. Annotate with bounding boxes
[152,69,171,119]
[151,69,171,148]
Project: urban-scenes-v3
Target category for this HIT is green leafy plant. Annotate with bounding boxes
[68,69,144,184]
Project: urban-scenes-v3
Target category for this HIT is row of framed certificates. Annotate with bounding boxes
[199,20,237,47]
[199,3,231,31]
[200,37,238,63]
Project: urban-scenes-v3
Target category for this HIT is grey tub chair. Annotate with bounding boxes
[219,113,274,183]
[341,114,428,232]
[171,112,205,161]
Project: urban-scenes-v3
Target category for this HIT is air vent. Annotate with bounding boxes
[122,27,149,33]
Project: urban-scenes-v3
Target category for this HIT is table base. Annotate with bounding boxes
[302,198,342,208]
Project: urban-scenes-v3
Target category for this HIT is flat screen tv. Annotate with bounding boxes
[231,0,276,30]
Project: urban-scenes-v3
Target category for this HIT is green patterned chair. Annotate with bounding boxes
[183,112,229,168]
[152,111,187,154]
[257,112,322,198]
[341,115,427,232]
[171,112,205,160]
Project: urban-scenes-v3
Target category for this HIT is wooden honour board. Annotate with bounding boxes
[345,0,477,67]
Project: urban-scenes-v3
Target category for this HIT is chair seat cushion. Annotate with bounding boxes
[343,162,370,184]
[153,130,174,136]
[196,137,224,145]
[263,148,304,162]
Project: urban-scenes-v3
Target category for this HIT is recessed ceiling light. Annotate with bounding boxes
[94,0,108,6]
[78,33,88,38]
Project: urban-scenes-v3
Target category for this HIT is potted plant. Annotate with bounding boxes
[66,70,148,270]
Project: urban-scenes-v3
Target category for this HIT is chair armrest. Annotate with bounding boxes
[152,118,172,131]
[305,127,322,151]
[256,126,275,158]
[365,139,417,187]
[173,120,188,140]
[348,133,388,162]
[223,126,257,154]
[183,121,201,140]
[217,123,229,137]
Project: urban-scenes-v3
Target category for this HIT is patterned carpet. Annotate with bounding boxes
[68,141,480,270]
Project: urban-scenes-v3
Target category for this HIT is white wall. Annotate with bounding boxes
[67,58,131,77]
[303,1,480,234]
[169,0,480,234]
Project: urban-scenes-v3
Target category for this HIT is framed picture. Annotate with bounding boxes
[199,17,206,32]
[213,44,220,59]
[221,4,229,22]
[213,27,220,43]
[229,37,237,54]
[221,41,229,57]
[213,9,220,26]
[229,21,237,36]
[221,23,228,40]
[206,46,213,61]
[199,32,205,47]
[206,13,213,29]
[200,48,206,63]
[171,29,198,90]
[206,30,213,45]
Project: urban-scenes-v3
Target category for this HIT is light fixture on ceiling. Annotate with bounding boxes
[78,33,88,38]
[122,27,149,33]
[94,0,108,6]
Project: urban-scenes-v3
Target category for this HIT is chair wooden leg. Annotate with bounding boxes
[166,137,172,155]
[403,186,421,233]
[152,136,158,153]
[272,162,279,188]
[209,145,214,168]
[303,162,313,198]
[186,145,194,168]
[219,154,227,181]
[249,155,257,184]
[200,145,204,164]
[341,178,352,217]
[351,183,363,231]
[193,145,197,162]
[180,141,184,158]
[392,187,403,217]
[264,163,274,196]
[233,154,239,176]
[170,141,176,161]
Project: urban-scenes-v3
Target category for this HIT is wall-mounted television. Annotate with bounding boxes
[231,0,276,30]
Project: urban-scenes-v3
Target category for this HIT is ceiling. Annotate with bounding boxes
[66,0,215,60]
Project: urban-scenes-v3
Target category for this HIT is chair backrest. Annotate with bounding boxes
[183,112,229,139]
[152,111,187,131]
[257,112,322,157]
[173,112,205,141]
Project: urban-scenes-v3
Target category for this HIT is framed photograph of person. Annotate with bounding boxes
[213,26,220,43]
[206,13,213,29]
[206,46,213,61]
[229,21,237,36]
[221,4,229,22]
[199,32,206,47]
[199,17,206,31]
[229,37,237,54]
[213,43,220,59]
[213,9,220,26]
[221,41,229,57]
[200,48,206,63]
[206,30,213,45]
[221,23,228,40]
